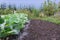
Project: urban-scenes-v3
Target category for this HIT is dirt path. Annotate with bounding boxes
[19,19,60,40]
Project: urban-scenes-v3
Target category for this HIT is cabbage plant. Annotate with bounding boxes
[0,13,28,38]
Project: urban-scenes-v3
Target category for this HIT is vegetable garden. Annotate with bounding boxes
[0,13,28,40]
[0,0,60,40]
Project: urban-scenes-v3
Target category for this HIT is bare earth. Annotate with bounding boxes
[19,19,60,40]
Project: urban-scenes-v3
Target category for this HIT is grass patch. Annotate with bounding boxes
[30,16,60,24]
[40,16,60,24]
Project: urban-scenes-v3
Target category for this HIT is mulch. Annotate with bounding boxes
[19,19,60,40]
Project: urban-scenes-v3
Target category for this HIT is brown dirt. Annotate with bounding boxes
[19,19,60,40]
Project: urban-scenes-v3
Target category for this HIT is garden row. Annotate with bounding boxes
[0,13,28,40]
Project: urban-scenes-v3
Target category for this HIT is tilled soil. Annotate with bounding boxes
[19,19,60,40]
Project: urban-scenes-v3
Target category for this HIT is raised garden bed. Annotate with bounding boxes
[19,19,60,40]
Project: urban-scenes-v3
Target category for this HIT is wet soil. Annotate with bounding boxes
[19,19,60,40]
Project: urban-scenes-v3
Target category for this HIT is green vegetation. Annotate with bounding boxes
[0,0,60,38]
[40,16,60,24]
[42,0,57,16]
[0,13,28,38]
[0,17,4,24]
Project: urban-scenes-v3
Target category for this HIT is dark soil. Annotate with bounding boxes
[19,19,60,40]
[0,35,18,40]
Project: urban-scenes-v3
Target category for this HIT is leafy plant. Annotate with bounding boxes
[0,17,4,24]
[0,13,28,38]
[42,0,57,16]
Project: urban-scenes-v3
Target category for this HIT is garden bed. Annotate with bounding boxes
[1,19,60,40]
[19,19,60,40]
[0,20,30,40]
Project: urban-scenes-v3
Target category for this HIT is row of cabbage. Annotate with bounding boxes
[0,13,28,38]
